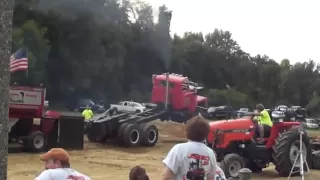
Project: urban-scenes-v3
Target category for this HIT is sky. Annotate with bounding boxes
[145,0,320,63]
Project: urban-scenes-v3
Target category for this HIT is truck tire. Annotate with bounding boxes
[140,124,158,147]
[272,129,312,176]
[25,131,46,152]
[117,123,129,145]
[122,124,141,147]
[220,153,245,178]
[86,122,106,143]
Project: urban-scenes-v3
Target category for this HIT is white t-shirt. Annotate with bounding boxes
[163,141,217,180]
[214,166,226,180]
[35,168,91,180]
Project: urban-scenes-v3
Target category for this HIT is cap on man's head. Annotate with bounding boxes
[40,148,70,162]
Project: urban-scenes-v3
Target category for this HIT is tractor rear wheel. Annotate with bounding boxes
[272,129,311,176]
[140,124,158,147]
[220,153,245,178]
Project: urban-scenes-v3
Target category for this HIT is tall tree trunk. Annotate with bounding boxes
[0,0,14,179]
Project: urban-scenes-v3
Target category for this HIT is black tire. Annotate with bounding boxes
[220,153,245,178]
[272,129,312,176]
[140,124,159,147]
[86,122,106,143]
[117,123,129,145]
[122,124,141,147]
[25,131,46,152]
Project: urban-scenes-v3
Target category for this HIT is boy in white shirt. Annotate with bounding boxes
[35,148,91,180]
[214,165,226,180]
[162,116,217,180]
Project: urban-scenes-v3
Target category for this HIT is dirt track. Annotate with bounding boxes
[8,121,320,180]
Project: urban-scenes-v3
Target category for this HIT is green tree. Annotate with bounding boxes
[7,0,320,111]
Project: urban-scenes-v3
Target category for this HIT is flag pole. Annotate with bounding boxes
[25,47,28,78]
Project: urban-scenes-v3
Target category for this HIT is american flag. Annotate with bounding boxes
[10,47,28,73]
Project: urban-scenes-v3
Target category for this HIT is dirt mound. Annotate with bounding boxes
[154,120,186,143]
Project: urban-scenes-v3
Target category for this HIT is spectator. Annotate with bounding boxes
[35,148,91,180]
[162,116,217,180]
[129,165,150,180]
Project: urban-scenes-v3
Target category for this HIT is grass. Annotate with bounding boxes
[307,129,320,136]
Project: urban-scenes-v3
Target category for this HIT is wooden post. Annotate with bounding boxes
[238,168,252,180]
[0,0,14,178]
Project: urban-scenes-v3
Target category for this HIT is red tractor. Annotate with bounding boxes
[8,85,58,151]
[151,73,208,123]
[206,114,315,178]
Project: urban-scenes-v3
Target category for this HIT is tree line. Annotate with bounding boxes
[10,0,320,113]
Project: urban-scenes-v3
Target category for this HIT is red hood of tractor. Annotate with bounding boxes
[209,117,254,131]
[207,117,254,143]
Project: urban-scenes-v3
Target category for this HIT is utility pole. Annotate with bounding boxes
[0,0,14,179]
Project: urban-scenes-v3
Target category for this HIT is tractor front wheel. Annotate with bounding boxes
[220,153,245,178]
[272,129,311,176]
[24,131,46,152]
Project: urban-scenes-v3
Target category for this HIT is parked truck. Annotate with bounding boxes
[110,101,146,113]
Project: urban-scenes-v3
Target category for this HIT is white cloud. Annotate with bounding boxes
[146,0,320,63]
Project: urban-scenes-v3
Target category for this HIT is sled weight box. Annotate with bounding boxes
[58,112,84,149]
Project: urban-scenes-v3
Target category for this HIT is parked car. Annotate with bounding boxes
[271,111,285,122]
[73,98,106,113]
[238,108,249,113]
[141,103,157,109]
[208,106,237,119]
[110,101,146,113]
[237,108,249,117]
[275,105,288,112]
[291,105,301,111]
[304,118,319,129]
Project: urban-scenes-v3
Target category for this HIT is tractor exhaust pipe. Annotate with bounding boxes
[165,72,169,109]
[226,84,231,120]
